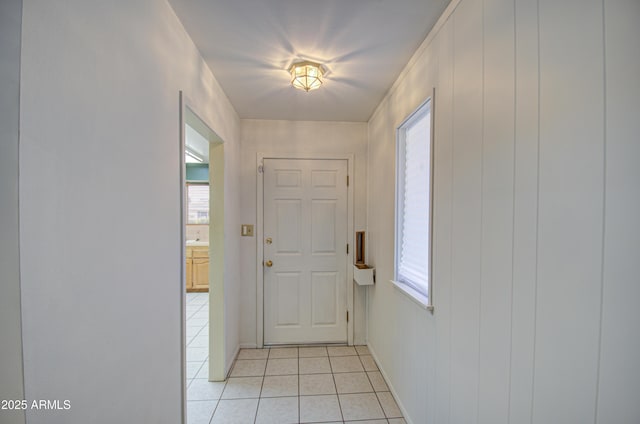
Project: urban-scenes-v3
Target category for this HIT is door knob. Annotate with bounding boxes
[264,260,273,267]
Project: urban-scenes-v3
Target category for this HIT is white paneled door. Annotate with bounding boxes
[263,159,348,345]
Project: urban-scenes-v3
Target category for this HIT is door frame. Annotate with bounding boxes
[256,152,355,348]
[179,92,226,424]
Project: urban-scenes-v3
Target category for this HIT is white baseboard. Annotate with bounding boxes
[239,343,258,349]
[367,343,415,424]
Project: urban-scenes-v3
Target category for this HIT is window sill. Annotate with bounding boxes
[390,280,433,312]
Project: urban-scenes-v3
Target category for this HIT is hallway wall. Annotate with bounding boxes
[366,0,640,423]
[0,1,26,424]
[18,0,240,423]
[238,119,369,347]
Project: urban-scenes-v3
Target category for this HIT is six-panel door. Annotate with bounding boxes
[263,158,348,344]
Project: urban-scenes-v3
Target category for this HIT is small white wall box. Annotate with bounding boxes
[353,265,375,286]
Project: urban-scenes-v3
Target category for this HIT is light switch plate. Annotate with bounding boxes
[241,224,254,236]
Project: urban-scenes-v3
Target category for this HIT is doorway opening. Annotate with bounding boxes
[180,94,226,422]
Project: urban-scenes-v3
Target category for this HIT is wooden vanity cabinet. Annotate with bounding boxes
[186,254,193,290]
[185,246,209,292]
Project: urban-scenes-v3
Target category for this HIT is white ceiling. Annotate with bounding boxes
[168,0,451,122]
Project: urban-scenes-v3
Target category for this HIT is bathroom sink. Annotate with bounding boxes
[186,240,208,246]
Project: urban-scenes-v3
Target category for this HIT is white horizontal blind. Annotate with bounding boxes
[397,101,431,297]
[187,184,209,224]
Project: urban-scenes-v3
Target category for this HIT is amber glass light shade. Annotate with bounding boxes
[289,61,324,92]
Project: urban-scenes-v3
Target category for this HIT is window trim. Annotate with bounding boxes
[391,279,430,310]
[393,90,435,313]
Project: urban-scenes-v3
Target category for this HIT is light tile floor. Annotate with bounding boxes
[186,293,405,424]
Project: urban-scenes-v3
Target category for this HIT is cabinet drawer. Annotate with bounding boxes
[192,248,209,258]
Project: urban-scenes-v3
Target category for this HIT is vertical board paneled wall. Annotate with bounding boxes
[365,0,640,423]
[535,0,604,421]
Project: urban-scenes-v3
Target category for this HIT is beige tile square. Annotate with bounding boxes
[187,379,226,401]
[300,395,342,423]
[186,362,204,379]
[187,347,209,362]
[268,347,298,358]
[211,398,258,424]
[186,328,201,338]
[265,358,298,375]
[367,371,390,392]
[194,361,209,379]
[186,334,197,347]
[186,400,217,424]
[300,356,331,374]
[188,335,209,348]
[334,372,374,394]
[298,346,328,358]
[345,421,388,424]
[255,396,298,424]
[221,377,263,399]
[327,346,358,356]
[237,348,270,360]
[330,355,364,373]
[388,418,407,424]
[261,375,298,397]
[230,359,267,377]
[378,391,403,418]
[339,393,385,421]
[299,373,336,395]
[360,355,379,371]
[187,318,208,327]
[355,345,371,355]
[186,306,201,314]
[190,311,210,320]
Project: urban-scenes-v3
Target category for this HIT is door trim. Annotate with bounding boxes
[179,92,227,411]
[256,153,355,348]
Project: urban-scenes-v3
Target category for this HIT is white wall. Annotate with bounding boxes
[239,119,369,346]
[0,1,26,424]
[366,0,640,423]
[18,0,240,423]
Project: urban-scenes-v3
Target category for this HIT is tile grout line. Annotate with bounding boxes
[327,349,345,423]
[298,350,301,423]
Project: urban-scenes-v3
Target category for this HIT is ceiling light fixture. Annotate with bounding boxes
[289,61,324,92]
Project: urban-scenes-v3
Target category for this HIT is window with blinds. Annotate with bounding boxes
[186,184,210,224]
[395,98,432,305]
